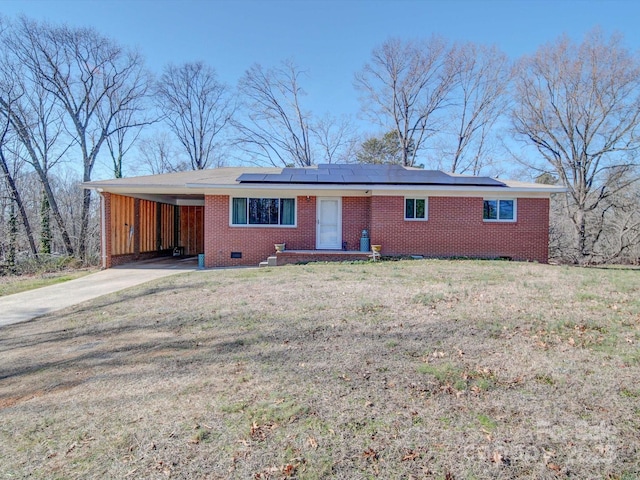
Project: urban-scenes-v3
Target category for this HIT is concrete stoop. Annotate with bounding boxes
[259,256,278,267]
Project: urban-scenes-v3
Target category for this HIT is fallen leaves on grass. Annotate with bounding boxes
[490,450,511,465]
[250,422,277,441]
[306,436,318,449]
[363,447,379,461]
[253,461,301,479]
[281,463,298,477]
[547,462,562,472]
[401,449,421,461]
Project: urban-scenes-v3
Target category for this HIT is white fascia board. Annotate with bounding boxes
[82,185,191,195]
[366,184,564,196]
[86,182,564,198]
[185,185,372,197]
[94,191,205,206]
[187,183,564,197]
[373,187,560,198]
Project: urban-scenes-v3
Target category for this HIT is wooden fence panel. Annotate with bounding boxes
[160,204,175,250]
[180,206,204,255]
[139,199,157,253]
[110,195,135,255]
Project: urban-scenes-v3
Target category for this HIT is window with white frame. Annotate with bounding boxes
[231,197,296,226]
[405,198,428,220]
[483,199,516,222]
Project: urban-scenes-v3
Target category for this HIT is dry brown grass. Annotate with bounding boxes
[1,259,639,479]
[0,268,96,297]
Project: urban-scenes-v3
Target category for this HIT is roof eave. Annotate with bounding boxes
[83,181,564,195]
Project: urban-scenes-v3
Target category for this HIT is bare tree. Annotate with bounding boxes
[156,61,233,170]
[0,101,37,257]
[235,60,314,167]
[354,37,458,167]
[8,16,151,259]
[103,73,154,178]
[314,114,358,164]
[235,60,358,167]
[136,131,190,175]
[437,43,511,174]
[0,45,72,255]
[511,29,640,261]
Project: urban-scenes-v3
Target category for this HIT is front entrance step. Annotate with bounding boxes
[259,256,278,268]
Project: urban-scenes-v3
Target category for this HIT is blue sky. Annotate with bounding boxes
[2,0,637,120]
[1,0,638,175]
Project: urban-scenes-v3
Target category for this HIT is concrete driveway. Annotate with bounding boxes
[0,257,198,327]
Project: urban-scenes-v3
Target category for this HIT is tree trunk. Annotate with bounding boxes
[78,187,91,261]
[574,208,589,263]
[40,189,51,254]
[8,201,17,268]
[39,167,75,256]
[0,149,38,256]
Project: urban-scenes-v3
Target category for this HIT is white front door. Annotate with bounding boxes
[316,197,342,249]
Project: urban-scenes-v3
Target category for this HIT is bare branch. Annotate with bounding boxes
[156,61,233,170]
[511,29,640,260]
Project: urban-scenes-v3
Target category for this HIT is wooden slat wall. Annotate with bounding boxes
[160,204,175,250]
[139,199,157,253]
[180,205,204,255]
[111,194,135,255]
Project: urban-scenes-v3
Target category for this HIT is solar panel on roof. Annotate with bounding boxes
[341,175,371,183]
[291,174,318,182]
[318,163,351,169]
[236,173,269,182]
[236,164,506,187]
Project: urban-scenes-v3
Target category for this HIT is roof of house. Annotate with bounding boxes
[236,164,506,187]
[82,164,565,203]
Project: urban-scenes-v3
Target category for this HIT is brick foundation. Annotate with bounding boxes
[275,250,372,266]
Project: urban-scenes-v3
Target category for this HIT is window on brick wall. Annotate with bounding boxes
[483,199,516,222]
[405,198,428,220]
[231,197,296,226]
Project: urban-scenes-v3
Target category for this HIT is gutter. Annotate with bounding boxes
[82,181,567,195]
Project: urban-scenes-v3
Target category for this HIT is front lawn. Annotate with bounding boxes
[0,260,638,479]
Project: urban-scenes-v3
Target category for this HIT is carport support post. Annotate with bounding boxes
[99,191,109,269]
[156,202,162,251]
[174,205,180,251]
[133,198,141,257]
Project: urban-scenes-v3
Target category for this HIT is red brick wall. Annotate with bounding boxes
[203,194,549,267]
[204,195,318,267]
[342,197,371,251]
[369,196,549,263]
[105,193,549,268]
[276,251,371,266]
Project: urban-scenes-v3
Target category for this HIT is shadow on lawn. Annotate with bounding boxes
[0,279,211,353]
[0,301,460,409]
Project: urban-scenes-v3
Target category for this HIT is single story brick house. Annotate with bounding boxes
[83,163,564,268]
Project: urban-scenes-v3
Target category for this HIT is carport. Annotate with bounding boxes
[84,168,283,269]
[99,192,204,268]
